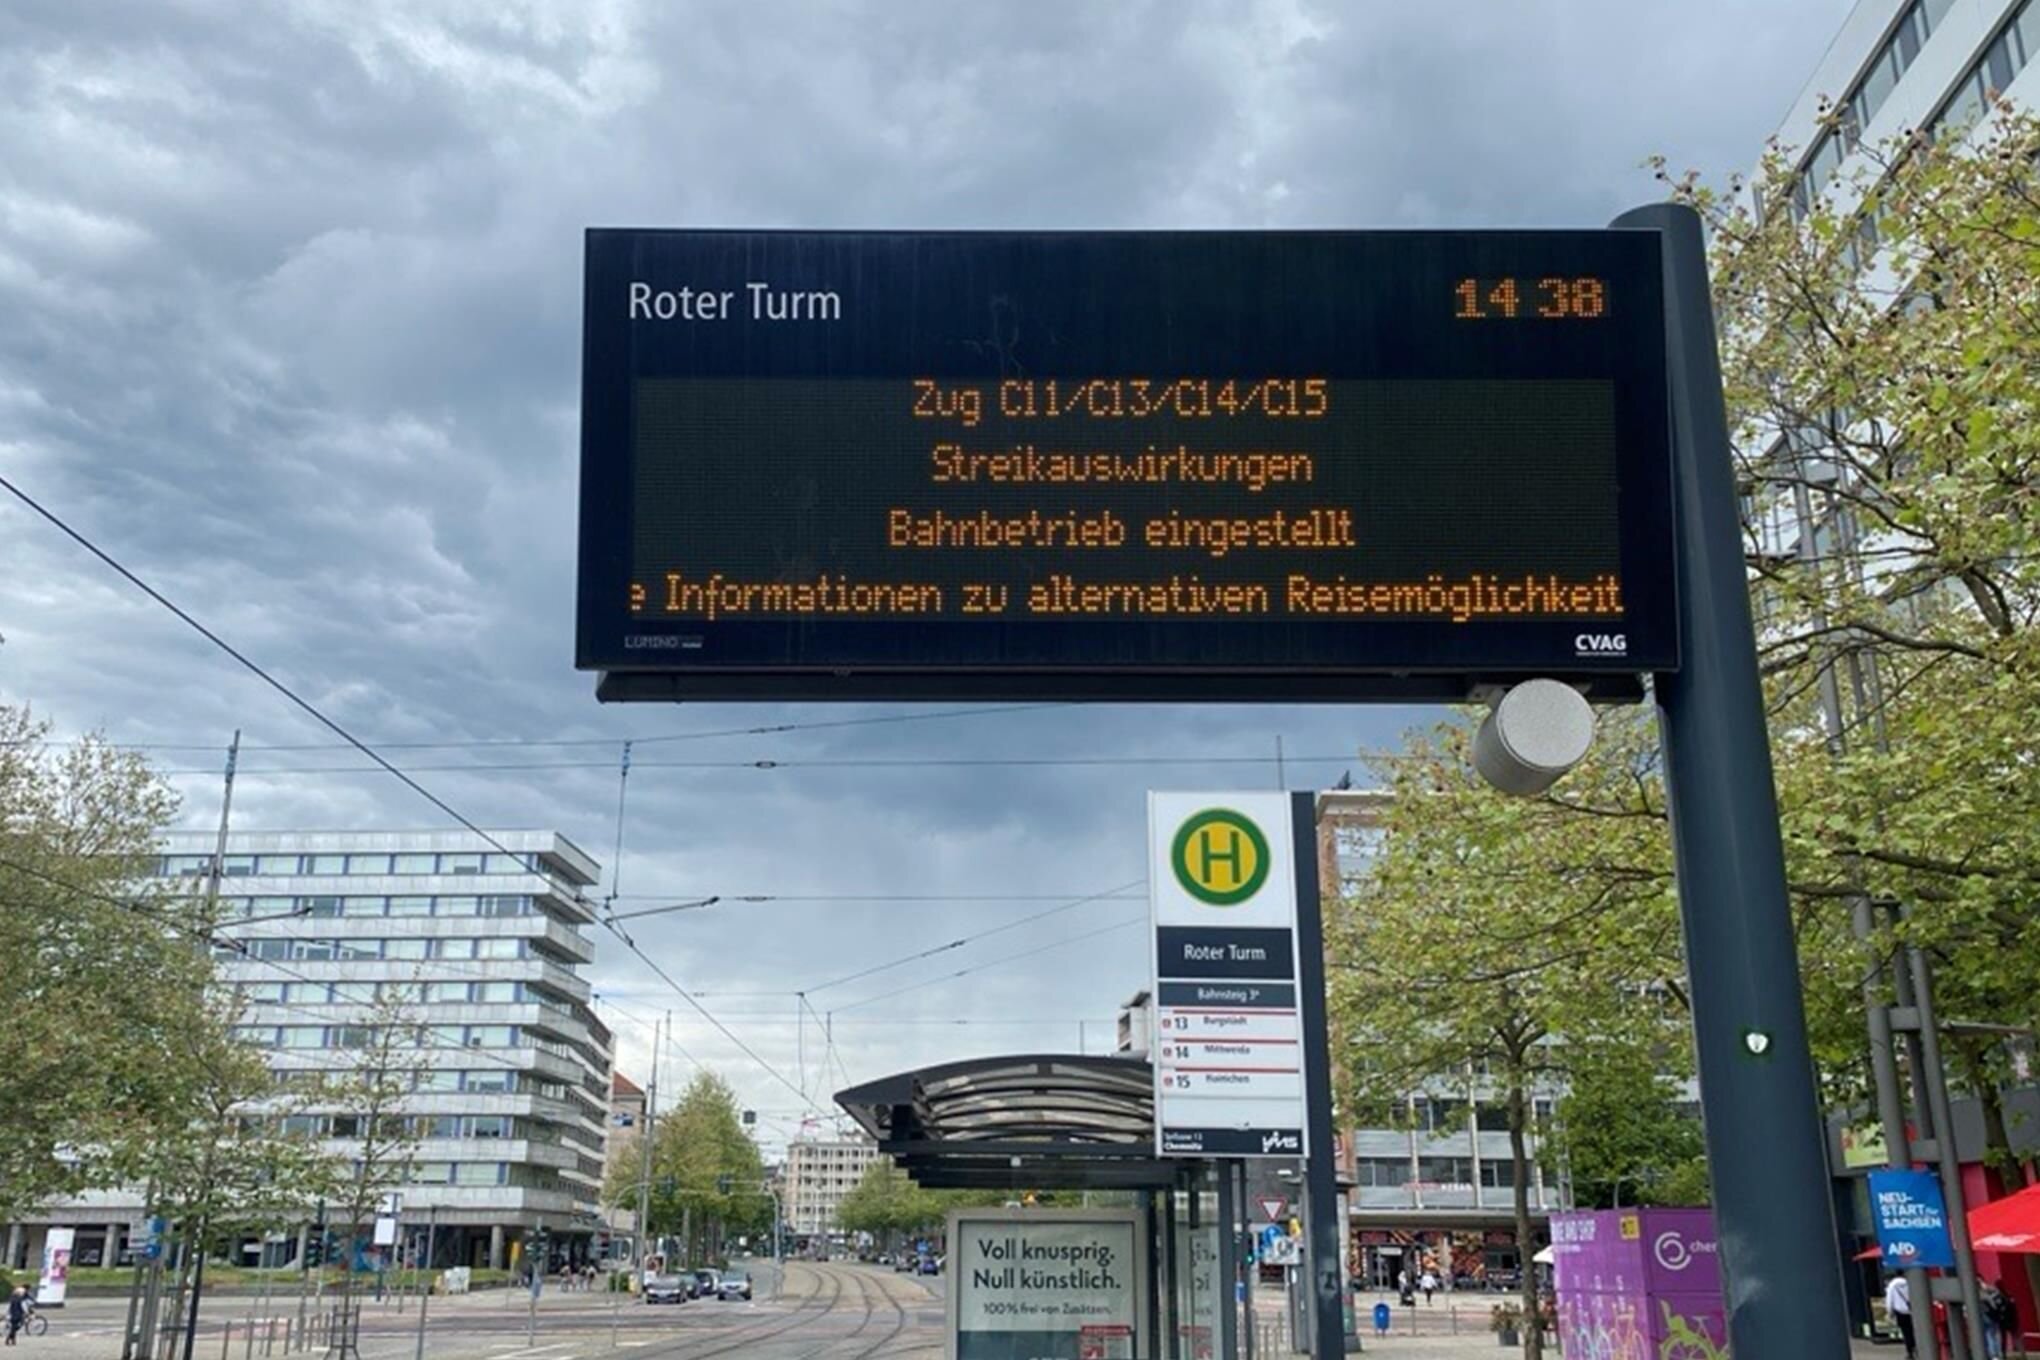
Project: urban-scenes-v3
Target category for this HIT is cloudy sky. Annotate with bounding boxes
[0,0,1853,1151]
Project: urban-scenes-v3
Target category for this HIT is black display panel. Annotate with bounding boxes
[578,230,1676,701]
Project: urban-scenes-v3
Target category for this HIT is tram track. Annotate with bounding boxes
[637,1263,842,1359]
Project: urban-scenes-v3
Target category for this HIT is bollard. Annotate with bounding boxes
[220,1320,233,1360]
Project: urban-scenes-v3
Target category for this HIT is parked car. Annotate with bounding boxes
[716,1270,753,1301]
[642,1274,689,1305]
[691,1268,721,1298]
[918,1255,941,1276]
[893,1255,918,1272]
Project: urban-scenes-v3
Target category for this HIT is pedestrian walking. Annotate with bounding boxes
[1420,1269,1438,1305]
[1983,1280,2019,1359]
[1886,1272,1915,1359]
[5,1286,27,1345]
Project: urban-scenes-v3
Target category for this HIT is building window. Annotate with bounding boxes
[412,1162,452,1184]
[436,939,477,960]
[1419,1157,1474,1186]
[464,1070,514,1093]
[307,854,347,875]
[348,853,392,875]
[469,1116,510,1139]
[435,896,479,917]
[1480,1160,1517,1189]
[415,1070,461,1092]
[278,1027,324,1049]
[1357,1158,1410,1188]
[485,854,530,874]
[284,982,329,1004]
[477,939,523,960]
[479,896,527,917]
[425,983,469,1004]
[384,939,427,961]
[474,982,519,1003]
[453,1162,504,1186]
[257,855,302,875]
[393,853,436,875]
[387,896,432,917]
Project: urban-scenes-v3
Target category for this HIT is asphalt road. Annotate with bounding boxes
[27,1261,944,1360]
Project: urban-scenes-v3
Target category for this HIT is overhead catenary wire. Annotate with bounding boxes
[0,851,248,951]
[145,753,1366,776]
[4,704,1070,754]
[5,475,828,1126]
[799,879,1145,996]
[0,473,535,873]
[830,913,1149,1014]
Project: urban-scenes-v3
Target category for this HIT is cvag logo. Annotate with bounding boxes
[1575,632,1628,657]
[1261,1130,1301,1154]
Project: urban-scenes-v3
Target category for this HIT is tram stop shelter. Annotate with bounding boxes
[837,1052,1335,1359]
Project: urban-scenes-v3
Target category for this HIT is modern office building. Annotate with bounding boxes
[1768,0,2036,229]
[0,829,613,1274]
[782,1134,880,1239]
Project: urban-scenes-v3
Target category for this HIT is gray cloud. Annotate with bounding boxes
[0,0,1849,1140]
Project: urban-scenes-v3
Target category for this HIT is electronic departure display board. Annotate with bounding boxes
[577,230,1676,701]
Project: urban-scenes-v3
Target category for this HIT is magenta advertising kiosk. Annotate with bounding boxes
[1550,1208,1728,1359]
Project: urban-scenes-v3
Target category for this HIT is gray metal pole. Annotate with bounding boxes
[1613,200,1851,1357]
[1905,938,1988,1357]
[1216,1165,1239,1360]
[1289,791,1345,1360]
[411,1208,435,1360]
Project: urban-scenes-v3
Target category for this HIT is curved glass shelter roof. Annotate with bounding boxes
[833,1053,1197,1190]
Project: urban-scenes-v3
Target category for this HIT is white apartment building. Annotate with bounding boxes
[0,829,613,1274]
[782,1135,880,1238]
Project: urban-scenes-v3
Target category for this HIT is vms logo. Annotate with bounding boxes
[1574,632,1628,658]
[1260,1130,1301,1155]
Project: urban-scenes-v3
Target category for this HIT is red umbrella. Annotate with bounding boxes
[1854,1246,1883,1262]
[1970,1184,2040,1254]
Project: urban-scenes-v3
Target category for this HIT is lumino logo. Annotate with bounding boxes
[1575,632,1628,657]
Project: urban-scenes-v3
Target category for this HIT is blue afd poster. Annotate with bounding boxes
[1869,1169,1956,1269]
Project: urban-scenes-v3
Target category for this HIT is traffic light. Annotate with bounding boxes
[305,1236,323,1269]
[716,1174,733,1194]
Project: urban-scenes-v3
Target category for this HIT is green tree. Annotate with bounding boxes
[642,1074,770,1262]
[0,705,233,1217]
[1539,1042,1708,1210]
[1329,717,1691,1360]
[317,985,427,1324]
[1661,109,2040,1109]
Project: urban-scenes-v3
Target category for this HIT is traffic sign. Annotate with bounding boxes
[1151,792,1308,1158]
[1258,1198,1288,1224]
